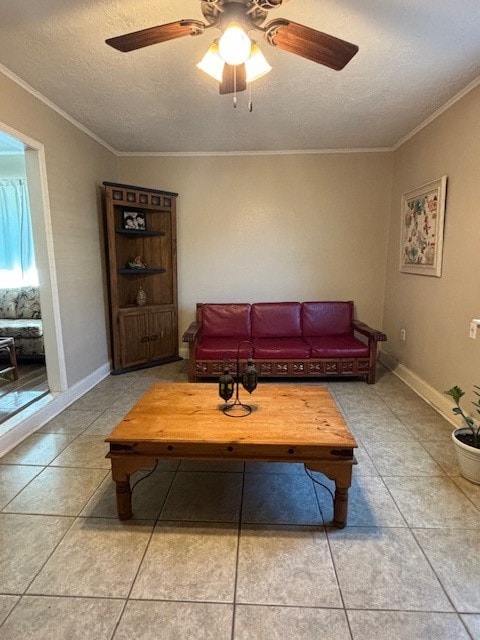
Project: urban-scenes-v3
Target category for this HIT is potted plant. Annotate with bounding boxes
[445,385,480,484]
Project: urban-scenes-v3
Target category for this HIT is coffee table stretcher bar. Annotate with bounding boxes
[106,383,357,528]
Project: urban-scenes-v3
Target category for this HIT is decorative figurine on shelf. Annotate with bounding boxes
[127,255,147,269]
[135,286,147,306]
[218,341,258,417]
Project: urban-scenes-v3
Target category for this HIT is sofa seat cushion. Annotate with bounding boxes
[196,337,252,359]
[252,337,310,359]
[306,335,368,358]
[201,304,251,339]
[0,319,44,339]
[251,302,302,338]
[302,301,353,336]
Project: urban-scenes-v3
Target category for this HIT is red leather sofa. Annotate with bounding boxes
[183,301,387,384]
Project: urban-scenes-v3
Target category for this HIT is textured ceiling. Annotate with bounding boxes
[1,0,480,153]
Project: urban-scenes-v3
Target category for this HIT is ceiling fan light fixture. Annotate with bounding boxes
[218,21,251,65]
[245,42,272,83]
[196,41,225,82]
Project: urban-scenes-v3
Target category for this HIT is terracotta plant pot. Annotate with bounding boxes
[452,427,480,484]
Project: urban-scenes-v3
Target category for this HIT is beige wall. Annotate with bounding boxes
[0,154,26,178]
[383,84,480,395]
[118,153,393,343]
[0,70,118,386]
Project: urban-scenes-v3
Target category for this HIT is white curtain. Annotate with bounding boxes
[0,178,38,287]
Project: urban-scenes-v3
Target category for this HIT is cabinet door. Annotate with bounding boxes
[118,309,150,368]
[148,307,176,360]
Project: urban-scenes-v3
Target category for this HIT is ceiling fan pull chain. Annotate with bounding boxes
[233,65,238,108]
[248,83,253,112]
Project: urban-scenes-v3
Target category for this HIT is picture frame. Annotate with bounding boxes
[122,210,146,230]
[399,176,447,277]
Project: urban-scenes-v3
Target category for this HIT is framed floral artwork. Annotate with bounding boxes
[399,176,447,277]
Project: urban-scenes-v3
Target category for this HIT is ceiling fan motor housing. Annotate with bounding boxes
[201,0,272,29]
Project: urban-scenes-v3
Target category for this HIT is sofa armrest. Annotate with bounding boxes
[182,322,201,343]
[352,320,387,342]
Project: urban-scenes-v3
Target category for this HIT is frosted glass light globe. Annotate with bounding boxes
[218,22,251,65]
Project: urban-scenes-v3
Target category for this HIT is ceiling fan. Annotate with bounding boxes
[106,0,358,96]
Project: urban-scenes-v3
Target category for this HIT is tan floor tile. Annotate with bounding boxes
[49,435,110,468]
[38,409,102,434]
[383,476,480,528]
[362,440,445,476]
[82,409,129,436]
[413,528,480,613]
[114,600,232,640]
[242,472,321,524]
[81,470,175,519]
[346,415,414,444]
[0,596,124,640]
[160,472,242,522]
[422,440,460,476]
[327,526,452,611]
[28,517,153,598]
[0,513,73,593]
[130,521,238,602]
[0,595,19,625]
[234,605,351,640]
[314,475,407,527]
[0,434,76,466]
[462,614,480,639]
[69,391,117,412]
[244,461,304,474]
[236,525,341,607]
[347,610,470,640]
[0,465,43,510]
[452,475,480,509]
[179,460,244,472]
[3,467,108,516]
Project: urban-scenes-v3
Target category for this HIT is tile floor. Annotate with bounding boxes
[0,361,479,639]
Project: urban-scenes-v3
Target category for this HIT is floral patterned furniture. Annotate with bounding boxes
[0,287,44,359]
[183,301,387,384]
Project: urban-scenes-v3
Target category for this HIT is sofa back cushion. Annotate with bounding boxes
[200,303,251,339]
[0,288,19,319]
[16,287,42,319]
[302,301,353,336]
[251,302,302,338]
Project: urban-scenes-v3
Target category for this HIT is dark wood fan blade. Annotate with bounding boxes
[267,20,358,70]
[219,64,247,95]
[106,20,205,52]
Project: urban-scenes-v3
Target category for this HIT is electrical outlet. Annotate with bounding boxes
[470,322,478,340]
[400,329,406,342]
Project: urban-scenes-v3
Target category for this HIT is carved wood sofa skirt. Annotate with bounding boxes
[183,301,387,384]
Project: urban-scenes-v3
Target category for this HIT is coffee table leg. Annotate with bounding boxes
[332,485,349,529]
[108,456,156,520]
[111,461,132,520]
[306,462,354,528]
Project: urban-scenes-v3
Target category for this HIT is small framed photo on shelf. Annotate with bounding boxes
[122,210,146,230]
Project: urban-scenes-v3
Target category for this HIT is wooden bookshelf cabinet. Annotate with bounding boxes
[103,181,181,373]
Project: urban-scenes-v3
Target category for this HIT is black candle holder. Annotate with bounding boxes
[218,340,258,417]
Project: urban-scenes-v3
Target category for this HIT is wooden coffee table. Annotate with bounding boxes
[106,383,357,527]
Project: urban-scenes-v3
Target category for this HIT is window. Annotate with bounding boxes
[0,178,38,288]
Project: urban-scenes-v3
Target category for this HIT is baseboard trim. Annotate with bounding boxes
[379,350,457,427]
[0,362,111,457]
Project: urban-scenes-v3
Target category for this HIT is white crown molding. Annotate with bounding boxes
[116,148,391,157]
[0,62,117,155]
[2,60,480,158]
[392,75,480,151]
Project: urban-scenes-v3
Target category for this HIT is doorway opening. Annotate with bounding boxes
[0,124,67,427]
